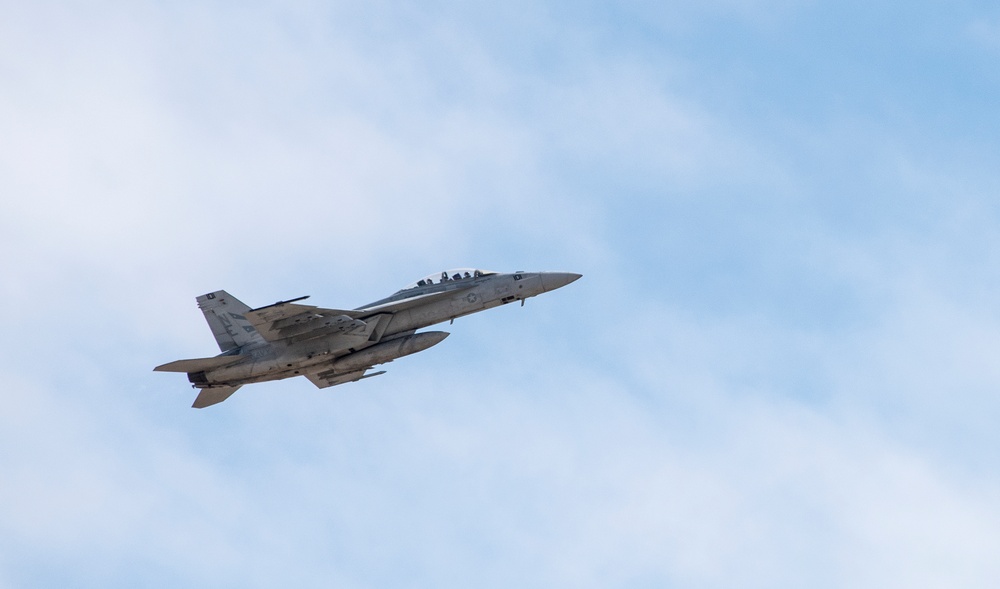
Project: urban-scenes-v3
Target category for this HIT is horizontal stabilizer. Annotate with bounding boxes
[154,355,245,373]
[192,385,241,408]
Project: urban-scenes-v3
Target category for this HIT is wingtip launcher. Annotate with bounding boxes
[250,295,310,312]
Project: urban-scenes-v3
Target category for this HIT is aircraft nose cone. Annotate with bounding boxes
[541,272,582,292]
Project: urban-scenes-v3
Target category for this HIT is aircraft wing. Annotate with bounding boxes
[244,302,371,344]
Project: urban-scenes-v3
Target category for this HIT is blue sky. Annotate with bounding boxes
[3,1,1000,587]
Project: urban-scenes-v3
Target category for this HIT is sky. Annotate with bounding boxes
[2,0,1000,587]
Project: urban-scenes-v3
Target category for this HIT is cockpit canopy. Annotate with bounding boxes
[400,268,497,291]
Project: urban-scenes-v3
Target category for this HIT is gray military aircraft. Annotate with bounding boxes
[155,269,581,408]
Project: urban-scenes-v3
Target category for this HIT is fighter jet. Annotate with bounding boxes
[155,269,581,408]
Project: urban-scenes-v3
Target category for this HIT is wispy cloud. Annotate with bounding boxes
[3,0,1000,587]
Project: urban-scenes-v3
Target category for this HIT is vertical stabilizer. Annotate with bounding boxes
[196,291,265,352]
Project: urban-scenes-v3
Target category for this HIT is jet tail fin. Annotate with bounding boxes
[192,385,241,409]
[196,291,265,352]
